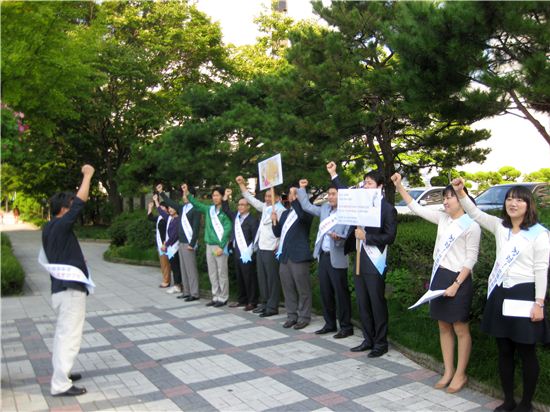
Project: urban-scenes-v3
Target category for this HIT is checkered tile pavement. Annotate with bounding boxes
[1,228,501,411]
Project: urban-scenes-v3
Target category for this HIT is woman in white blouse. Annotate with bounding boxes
[452,179,549,412]
[392,174,481,394]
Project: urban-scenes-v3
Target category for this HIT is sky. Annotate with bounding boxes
[196,0,550,177]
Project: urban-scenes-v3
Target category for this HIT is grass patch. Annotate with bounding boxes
[1,233,25,296]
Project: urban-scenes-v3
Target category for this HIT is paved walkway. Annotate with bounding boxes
[1,225,502,412]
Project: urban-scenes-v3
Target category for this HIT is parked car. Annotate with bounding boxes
[474,182,549,211]
[394,186,446,214]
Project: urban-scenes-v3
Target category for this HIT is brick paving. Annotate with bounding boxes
[1,226,500,411]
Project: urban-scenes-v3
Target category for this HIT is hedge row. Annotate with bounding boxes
[1,233,25,296]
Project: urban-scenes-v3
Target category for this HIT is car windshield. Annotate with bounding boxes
[396,190,424,206]
[475,186,512,205]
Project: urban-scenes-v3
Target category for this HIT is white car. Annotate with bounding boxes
[394,187,446,214]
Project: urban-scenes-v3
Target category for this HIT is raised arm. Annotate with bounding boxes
[60,165,94,226]
[182,183,209,214]
[291,196,313,224]
[222,188,237,220]
[237,175,264,212]
[153,194,169,220]
[327,161,349,190]
[76,164,94,203]
[296,179,321,217]
[452,178,501,234]
[391,173,442,225]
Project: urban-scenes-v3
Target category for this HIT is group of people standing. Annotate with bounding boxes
[42,162,549,412]
[147,162,398,358]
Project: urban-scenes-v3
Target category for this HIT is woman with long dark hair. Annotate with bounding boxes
[453,179,550,412]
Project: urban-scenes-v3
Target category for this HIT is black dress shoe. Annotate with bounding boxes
[368,347,388,358]
[350,341,373,352]
[205,301,216,307]
[283,320,297,328]
[213,301,227,307]
[333,329,353,339]
[293,321,309,330]
[177,294,191,299]
[259,311,278,317]
[252,305,265,314]
[315,327,337,335]
[244,304,257,311]
[68,373,81,381]
[53,385,87,397]
[494,401,517,412]
[185,296,199,302]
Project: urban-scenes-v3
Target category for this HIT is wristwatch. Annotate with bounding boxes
[535,301,545,308]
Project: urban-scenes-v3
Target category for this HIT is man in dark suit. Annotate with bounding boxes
[272,182,314,330]
[328,162,398,358]
[222,189,259,311]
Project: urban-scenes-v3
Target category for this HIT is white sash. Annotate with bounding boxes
[38,248,95,294]
[314,212,339,248]
[487,223,547,298]
[276,209,298,259]
[210,205,224,242]
[235,213,253,263]
[429,214,474,287]
[362,241,387,275]
[165,216,180,259]
[155,216,166,256]
[180,203,194,244]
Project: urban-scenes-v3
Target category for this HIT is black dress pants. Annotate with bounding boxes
[355,249,388,350]
[234,255,258,305]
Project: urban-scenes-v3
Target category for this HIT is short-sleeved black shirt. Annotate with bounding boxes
[42,197,88,294]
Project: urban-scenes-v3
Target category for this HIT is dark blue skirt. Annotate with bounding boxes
[481,282,550,344]
[429,267,473,323]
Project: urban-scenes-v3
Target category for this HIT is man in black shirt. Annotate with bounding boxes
[42,164,94,396]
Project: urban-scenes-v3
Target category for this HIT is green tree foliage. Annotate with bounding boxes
[281,1,492,201]
[390,1,550,146]
[127,1,493,202]
[2,1,229,213]
[61,1,230,212]
[498,166,521,182]
[1,1,104,198]
[462,166,522,191]
[524,168,550,182]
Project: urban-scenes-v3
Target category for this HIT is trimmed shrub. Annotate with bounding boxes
[127,218,156,249]
[1,234,25,296]
[108,211,145,246]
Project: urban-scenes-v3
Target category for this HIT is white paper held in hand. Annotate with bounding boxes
[408,289,446,310]
[502,299,534,318]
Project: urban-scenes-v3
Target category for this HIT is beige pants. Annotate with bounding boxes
[206,244,229,302]
[51,289,86,394]
[159,254,171,285]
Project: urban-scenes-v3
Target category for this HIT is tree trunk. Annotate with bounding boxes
[509,89,550,146]
[379,135,396,205]
[106,179,123,215]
